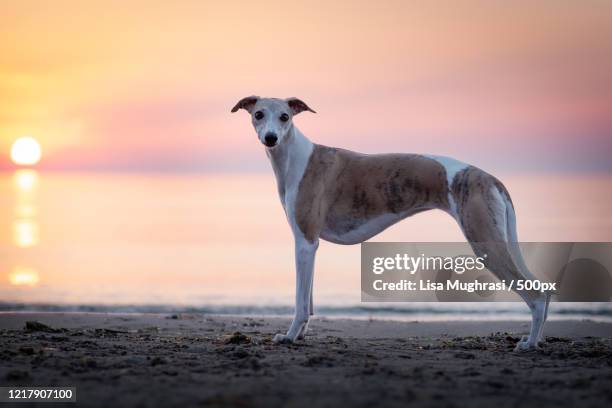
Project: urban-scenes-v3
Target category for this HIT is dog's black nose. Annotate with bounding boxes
[264,132,278,147]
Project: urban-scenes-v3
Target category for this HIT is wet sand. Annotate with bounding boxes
[1,313,611,407]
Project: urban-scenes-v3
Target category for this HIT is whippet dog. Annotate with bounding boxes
[232,96,551,351]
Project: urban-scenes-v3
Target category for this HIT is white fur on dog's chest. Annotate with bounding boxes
[271,129,314,237]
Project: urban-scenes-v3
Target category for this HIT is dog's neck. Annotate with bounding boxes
[266,126,314,207]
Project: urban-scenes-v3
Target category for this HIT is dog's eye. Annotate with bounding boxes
[254,111,264,120]
[280,113,289,122]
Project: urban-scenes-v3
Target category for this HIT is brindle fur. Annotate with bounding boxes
[296,145,541,293]
[451,166,512,241]
[296,145,451,243]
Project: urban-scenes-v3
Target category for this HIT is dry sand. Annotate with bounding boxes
[1,313,611,407]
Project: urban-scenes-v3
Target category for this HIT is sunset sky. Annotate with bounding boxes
[1,0,611,173]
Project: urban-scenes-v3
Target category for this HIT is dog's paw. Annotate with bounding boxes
[297,325,309,340]
[513,335,542,352]
[273,333,294,344]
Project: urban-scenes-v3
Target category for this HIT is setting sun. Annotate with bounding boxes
[11,136,42,166]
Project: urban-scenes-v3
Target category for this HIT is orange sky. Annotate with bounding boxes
[1,0,611,172]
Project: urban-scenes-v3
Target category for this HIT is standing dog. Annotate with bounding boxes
[232,96,550,351]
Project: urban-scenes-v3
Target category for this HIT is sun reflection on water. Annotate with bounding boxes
[13,219,39,248]
[9,169,41,286]
[13,169,39,192]
[8,266,40,286]
[12,169,39,247]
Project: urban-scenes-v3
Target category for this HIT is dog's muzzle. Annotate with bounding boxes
[264,133,278,147]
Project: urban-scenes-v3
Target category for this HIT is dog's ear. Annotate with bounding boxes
[286,97,316,115]
[231,96,259,113]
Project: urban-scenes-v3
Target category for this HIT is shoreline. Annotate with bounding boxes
[1,302,611,323]
[1,311,612,332]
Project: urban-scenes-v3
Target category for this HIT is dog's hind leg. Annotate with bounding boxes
[504,193,550,349]
[455,185,548,351]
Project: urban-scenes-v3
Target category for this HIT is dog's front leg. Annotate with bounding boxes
[273,237,318,344]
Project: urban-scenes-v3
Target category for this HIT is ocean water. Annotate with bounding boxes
[1,170,611,321]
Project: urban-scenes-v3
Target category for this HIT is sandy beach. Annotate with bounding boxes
[0,313,610,407]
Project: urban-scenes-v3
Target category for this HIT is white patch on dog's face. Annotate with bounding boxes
[250,99,293,148]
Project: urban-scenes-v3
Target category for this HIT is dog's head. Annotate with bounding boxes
[231,96,315,148]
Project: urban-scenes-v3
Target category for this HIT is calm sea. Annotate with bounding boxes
[1,170,611,320]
